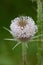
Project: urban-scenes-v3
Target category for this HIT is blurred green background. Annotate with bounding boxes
[0,0,43,65]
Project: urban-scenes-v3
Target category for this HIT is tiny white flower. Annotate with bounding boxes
[10,16,38,41]
[3,16,43,49]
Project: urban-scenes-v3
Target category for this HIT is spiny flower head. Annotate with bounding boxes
[10,16,38,41]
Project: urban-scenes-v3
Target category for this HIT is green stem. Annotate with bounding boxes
[36,0,42,65]
[37,0,42,24]
[22,43,27,65]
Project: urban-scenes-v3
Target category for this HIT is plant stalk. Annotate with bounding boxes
[37,0,42,23]
[36,0,42,65]
[22,43,27,65]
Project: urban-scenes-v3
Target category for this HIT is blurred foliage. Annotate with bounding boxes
[0,0,43,65]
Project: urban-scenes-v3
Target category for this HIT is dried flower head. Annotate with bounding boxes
[10,16,38,41]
